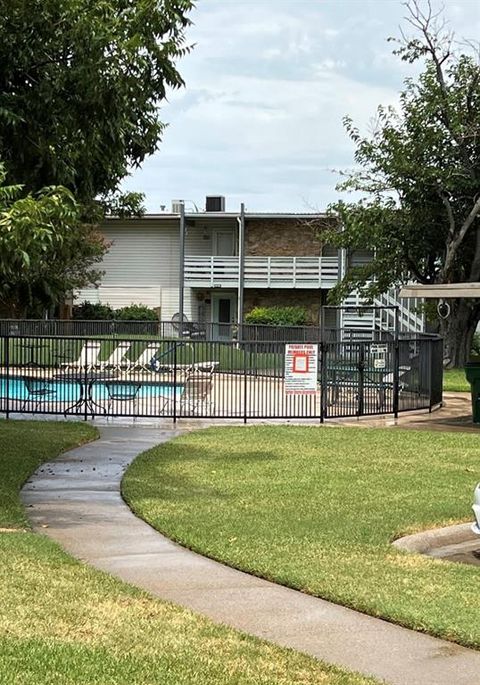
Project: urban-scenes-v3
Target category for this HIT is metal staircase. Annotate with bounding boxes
[340,288,425,339]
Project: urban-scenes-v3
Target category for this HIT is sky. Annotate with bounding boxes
[122,0,480,214]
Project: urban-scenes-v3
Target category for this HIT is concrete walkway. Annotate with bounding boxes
[21,425,480,685]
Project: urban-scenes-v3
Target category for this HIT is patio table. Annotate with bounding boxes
[325,363,393,410]
[54,371,120,415]
[18,339,50,368]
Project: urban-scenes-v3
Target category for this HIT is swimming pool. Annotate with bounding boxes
[0,376,184,404]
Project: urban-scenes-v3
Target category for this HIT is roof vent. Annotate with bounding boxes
[205,195,225,212]
[171,199,184,214]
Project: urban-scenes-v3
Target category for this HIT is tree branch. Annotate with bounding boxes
[438,189,456,239]
[443,194,480,278]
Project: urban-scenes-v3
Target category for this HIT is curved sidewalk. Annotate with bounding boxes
[21,425,480,685]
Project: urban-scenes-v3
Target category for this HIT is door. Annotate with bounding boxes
[213,231,235,256]
[212,294,236,340]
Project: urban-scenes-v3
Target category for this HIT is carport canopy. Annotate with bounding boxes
[399,283,480,298]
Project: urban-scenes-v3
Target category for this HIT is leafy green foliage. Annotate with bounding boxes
[0,168,106,316]
[0,0,194,201]
[325,3,480,365]
[72,302,158,321]
[471,332,480,357]
[245,306,309,326]
[115,304,158,321]
[72,301,115,321]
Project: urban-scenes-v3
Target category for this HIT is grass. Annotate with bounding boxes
[0,420,376,685]
[123,425,480,650]
[1,338,281,372]
[443,368,470,393]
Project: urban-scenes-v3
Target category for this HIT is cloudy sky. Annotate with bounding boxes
[123,0,480,214]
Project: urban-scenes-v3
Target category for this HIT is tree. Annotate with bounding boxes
[327,1,480,367]
[0,167,105,317]
[0,0,194,202]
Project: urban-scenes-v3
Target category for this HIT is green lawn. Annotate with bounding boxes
[443,368,470,392]
[1,338,280,372]
[0,420,375,685]
[123,426,480,650]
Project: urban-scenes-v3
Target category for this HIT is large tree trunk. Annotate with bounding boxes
[439,299,480,368]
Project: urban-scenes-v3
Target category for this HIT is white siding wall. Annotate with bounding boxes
[75,220,197,321]
[185,220,237,257]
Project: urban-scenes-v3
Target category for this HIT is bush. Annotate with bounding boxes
[72,301,114,320]
[244,306,309,326]
[471,332,480,357]
[115,304,158,321]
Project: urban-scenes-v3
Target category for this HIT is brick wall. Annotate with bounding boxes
[245,218,335,257]
[243,289,328,324]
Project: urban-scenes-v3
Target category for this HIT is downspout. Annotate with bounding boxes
[179,202,185,337]
[237,203,246,342]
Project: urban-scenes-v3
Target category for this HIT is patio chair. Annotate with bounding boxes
[60,341,101,373]
[105,381,142,416]
[179,377,214,415]
[22,377,57,411]
[99,342,132,373]
[128,343,160,373]
[188,361,219,376]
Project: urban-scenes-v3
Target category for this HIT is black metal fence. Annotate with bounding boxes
[0,318,434,344]
[0,318,327,341]
[0,333,443,422]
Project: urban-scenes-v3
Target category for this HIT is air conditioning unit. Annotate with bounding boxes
[205,195,225,212]
[171,199,184,214]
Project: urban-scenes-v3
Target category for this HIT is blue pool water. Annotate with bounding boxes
[0,378,184,403]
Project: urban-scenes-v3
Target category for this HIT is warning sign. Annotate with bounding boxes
[285,344,318,396]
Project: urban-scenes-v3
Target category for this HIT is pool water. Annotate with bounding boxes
[0,378,184,403]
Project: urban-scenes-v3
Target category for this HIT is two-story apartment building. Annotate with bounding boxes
[76,196,424,337]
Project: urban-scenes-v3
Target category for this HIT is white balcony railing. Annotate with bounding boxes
[184,256,339,289]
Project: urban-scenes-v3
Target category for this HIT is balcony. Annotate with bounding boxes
[184,256,339,289]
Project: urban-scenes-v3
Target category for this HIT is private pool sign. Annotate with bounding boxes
[285,344,318,395]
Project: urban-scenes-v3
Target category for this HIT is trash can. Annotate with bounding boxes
[465,361,480,423]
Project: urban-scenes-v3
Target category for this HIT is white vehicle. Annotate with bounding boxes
[473,483,480,535]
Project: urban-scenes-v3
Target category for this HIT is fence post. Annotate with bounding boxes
[4,334,9,420]
[358,343,365,417]
[84,338,88,422]
[393,339,400,419]
[320,341,326,423]
[173,343,177,424]
[428,339,433,413]
[243,342,248,424]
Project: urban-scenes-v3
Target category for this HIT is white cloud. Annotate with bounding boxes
[123,0,480,212]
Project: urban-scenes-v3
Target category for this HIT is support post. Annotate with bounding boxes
[237,203,245,342]
[173,343,177,424]
[178,202,186,338]
[4,334,9,420]
[243,342,248,424]
[393,336,400,420]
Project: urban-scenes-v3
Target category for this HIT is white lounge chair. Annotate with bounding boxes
[99,342,132,372]
[60,341,101,373]
[128,343,160,373]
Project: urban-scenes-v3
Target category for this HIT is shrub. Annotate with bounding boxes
[115,304,158,321]
[72,301,114,320]
[471,332,480,357]
[244,306,309,326]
